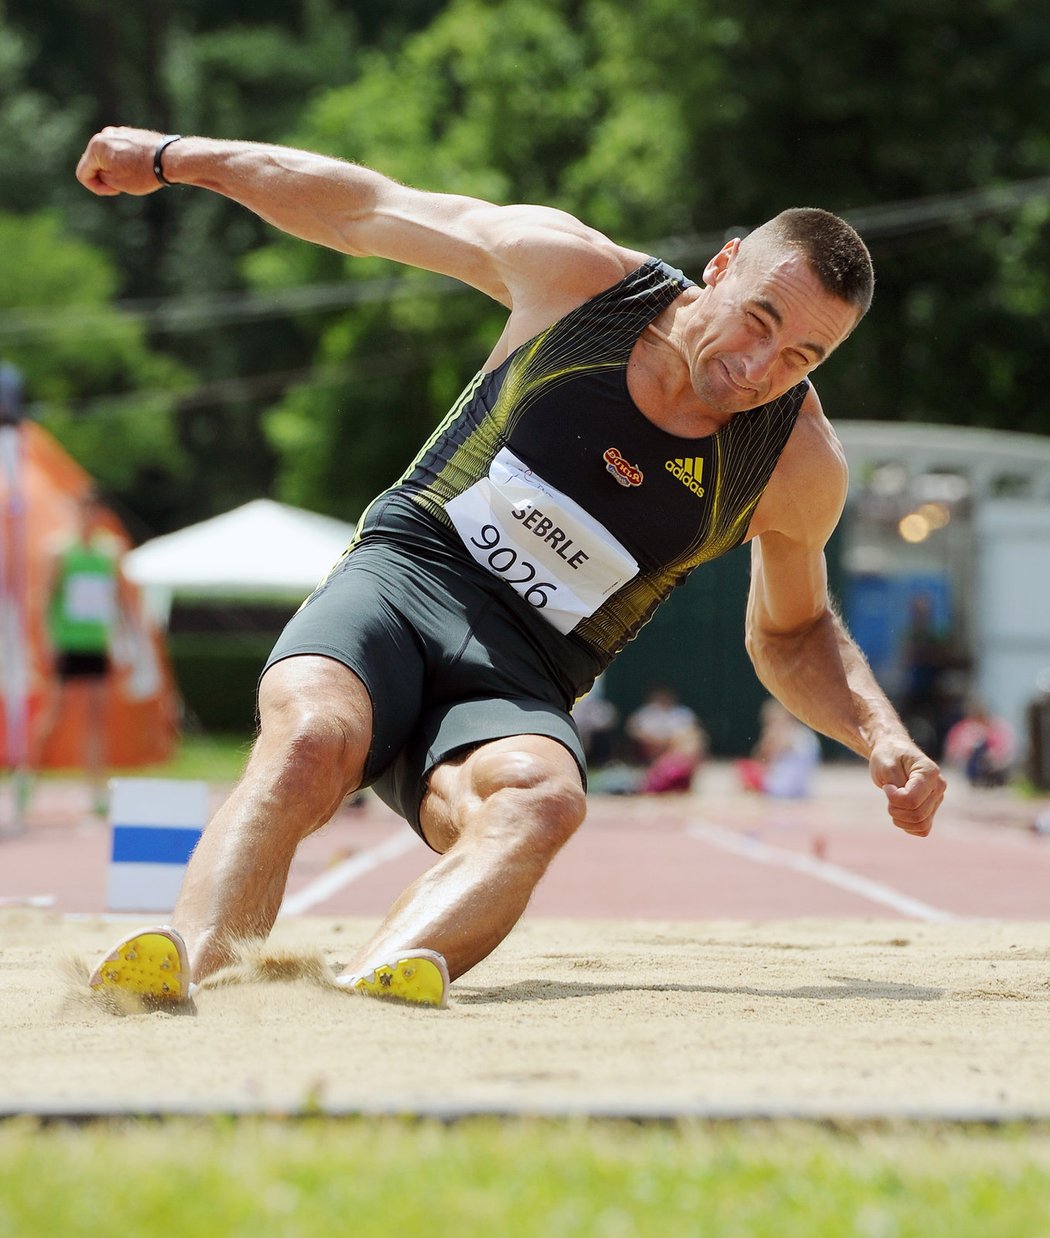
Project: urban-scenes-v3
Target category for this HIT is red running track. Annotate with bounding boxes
[3,762,1049,925]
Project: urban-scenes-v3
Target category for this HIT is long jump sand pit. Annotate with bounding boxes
[2,910,1049,1120]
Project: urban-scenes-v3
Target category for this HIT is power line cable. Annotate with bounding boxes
[25,340,483,420]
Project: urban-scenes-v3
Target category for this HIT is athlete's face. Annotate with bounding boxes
[684,240,859,415]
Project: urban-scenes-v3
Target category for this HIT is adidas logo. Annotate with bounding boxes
[665,457,705,497]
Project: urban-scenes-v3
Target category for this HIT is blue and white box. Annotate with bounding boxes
[106,778,208,913]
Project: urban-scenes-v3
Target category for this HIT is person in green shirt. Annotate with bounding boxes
[39,490,124,815]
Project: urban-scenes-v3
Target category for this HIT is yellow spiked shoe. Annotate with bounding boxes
[337,950,449,1009]
[89,927,193,1011]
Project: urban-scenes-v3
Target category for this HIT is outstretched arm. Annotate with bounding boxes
[745,401,945,836]
[75,128,637,318]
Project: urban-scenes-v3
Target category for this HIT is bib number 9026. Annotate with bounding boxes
[469,524,556,608]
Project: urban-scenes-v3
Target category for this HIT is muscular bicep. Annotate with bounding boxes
[747,407,848,638]
[340,184,521,303]
[161,138,636,319]
[345,182,635,309]
[748,530,833,638]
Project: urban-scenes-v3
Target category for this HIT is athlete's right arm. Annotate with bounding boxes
[76,128,636,312]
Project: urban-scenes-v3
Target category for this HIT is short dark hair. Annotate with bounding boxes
[745,208,874,319]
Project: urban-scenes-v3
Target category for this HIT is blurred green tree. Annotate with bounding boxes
[0,211,188,520]
[0,0,444,528]
[0,4,89,216]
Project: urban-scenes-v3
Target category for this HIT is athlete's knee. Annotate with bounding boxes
[466,746,586,854]
[256,696,365,806]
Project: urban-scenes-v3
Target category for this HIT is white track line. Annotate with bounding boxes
[279,831,417,917]
[0,895,54,908]
[686,819,962,923]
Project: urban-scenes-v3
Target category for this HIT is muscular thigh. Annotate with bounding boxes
[263,547,427,781]
[373,693,588,846]
[420,732,586,853]
[266,539,595,834]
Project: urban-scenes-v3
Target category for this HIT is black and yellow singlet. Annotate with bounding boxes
[356,257,806,668]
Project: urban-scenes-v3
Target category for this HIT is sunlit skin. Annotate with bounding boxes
[632,240,861,434]
[693,245,859,408]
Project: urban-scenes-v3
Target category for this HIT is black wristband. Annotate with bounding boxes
[153,134,183,186]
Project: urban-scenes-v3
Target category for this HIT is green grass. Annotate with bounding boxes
[31,733,255,789]
[24,734,252,821]
[1,1119,1049,1237]
[122,732,254,783]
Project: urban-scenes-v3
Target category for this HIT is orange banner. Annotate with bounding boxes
[0,422,178,770]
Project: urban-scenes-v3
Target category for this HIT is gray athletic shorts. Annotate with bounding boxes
[263,539,598,841]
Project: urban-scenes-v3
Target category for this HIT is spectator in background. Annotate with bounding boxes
[36,490,129,815]
[627,685,708,793]
[737,698,822,799]
[944,697,1015,788]
[626,685,698,761]
[900,593,957,755]
[637,718,708,794]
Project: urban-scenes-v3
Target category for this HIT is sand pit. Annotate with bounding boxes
[2,909,1049,1119]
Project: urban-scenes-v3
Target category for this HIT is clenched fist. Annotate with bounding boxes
[76,127,174,197]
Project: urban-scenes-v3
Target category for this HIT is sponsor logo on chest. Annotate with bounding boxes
[603,447,644,487]
[666,456,705,497]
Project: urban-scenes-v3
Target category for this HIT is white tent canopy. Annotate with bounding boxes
[124,498,355,622]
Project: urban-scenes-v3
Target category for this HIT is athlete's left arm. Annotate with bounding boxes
[744,393,945,837]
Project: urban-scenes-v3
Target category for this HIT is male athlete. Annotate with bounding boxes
[76,128,945,1010]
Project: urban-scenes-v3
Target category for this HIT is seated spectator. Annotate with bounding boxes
[626,685,707,794]
[944,698,1016,788]
[638,719,708,794]
[737,699,821,799]
[627,686,698,760]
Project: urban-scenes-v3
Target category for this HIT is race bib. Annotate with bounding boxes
[65,572,117,623]
[445,448,638,634]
